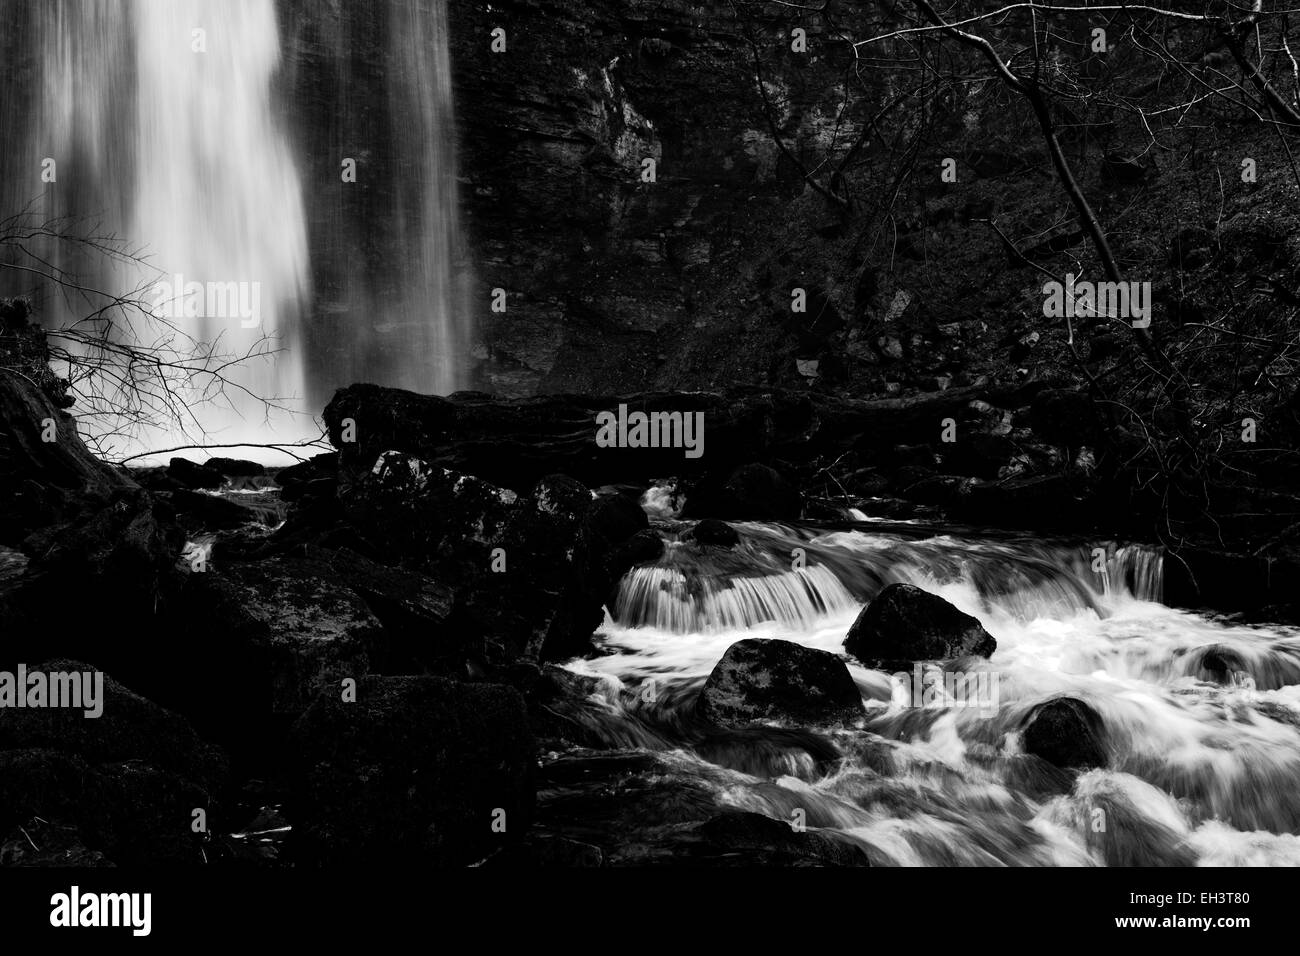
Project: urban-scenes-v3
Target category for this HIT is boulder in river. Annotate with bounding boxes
[167,457,226,490]
[689,518,739,547]
[289,675,535,866]
[1022,696,1108,770]
[844,583,996,668]
[204,457,265,478]
[698,638,864,728]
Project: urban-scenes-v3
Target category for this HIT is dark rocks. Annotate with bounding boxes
[844,584,996,668]
[689,519,739,547]
[0,365,133,543]
[1029,388,1101,448]
[698,638,864,729]
[1,489,190,674]
[167,488,269,532]
[534,474,595,523]
[1184,644,1248,685]
[941,432,1017,480]
[294,545,457,674]
[273,452,338,502]
[0,749,93,837]
[339,451,619,663]
[167,457,226,490]
[518,750,868,866]
[606,529,665,581]
[321,382,1043,497]
[84,760,215,866]
[170,556,387,746]
[585,491,648,549]
[0,817,110,867]
[719,463,803,521]
[682,812,870,866]
[289,675,535,866]
[0,661,227,866]
[0,750,215,866]
[1022,696,1108,770]
[0,659,229,792]
[1164,547,1300,615]
[204,457,265,478]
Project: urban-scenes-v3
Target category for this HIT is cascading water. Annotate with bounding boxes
[558,512,1300,866]
[1,0,469,461]
[8,0,309,455]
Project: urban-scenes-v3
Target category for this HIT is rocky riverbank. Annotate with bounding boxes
[3,295,1298,865]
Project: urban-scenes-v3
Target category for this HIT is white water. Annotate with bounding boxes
[5,0,467,463]
[565,518,1300,866]
[26,0,309,458]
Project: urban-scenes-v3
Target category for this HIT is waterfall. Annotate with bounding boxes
[381,0,468,397]
[1,0,469,461]
[613,522,1164,635]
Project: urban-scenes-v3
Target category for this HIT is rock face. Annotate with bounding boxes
[322,381,1040,495]
[698,638,863,728]
[337,450,631,663]
[844,584,996,668]
[0,309,134,545]
[4,490,186,679]
[0,662,228,866]
[0,659,229,791]
[204,457,265,478]
[1022,696,1108,770]
[436,0,864,396]
[169,556,388,746]
[289,675,536,866]
[689,519,739,547]
[720,463,803,521]
[167,458,226,490]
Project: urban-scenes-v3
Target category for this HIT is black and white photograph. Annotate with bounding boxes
[0,0,1292,936]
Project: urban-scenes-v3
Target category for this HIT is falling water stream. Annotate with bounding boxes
[558,507,1300,867]
[2,0,468,461]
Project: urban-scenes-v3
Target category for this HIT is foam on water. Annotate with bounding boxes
[568,518,1300,866]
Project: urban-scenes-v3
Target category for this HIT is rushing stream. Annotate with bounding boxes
[559,505,1300,867]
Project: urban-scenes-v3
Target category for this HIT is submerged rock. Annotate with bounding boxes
[1022,696,1108,770]
[689,518,739,547]
[512,749,868,866]
[844,583,996,668]
[698,638,864,728]
[289,675,535,866]
[1183,644,1248,686]
[682,811,870,866]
